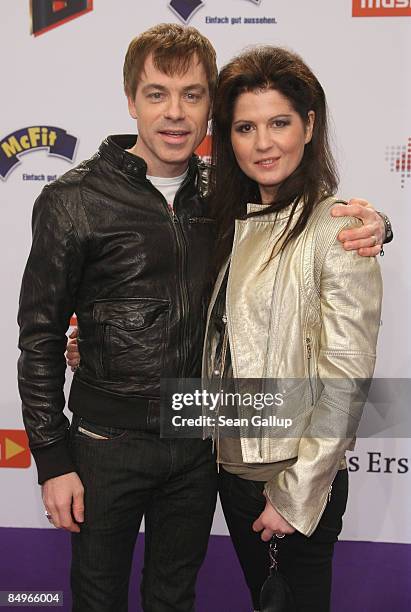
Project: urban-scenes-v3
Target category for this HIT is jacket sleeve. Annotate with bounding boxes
[18,185,85,484]
[264,234,383,536]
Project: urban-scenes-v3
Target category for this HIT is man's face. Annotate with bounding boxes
[128,53,211,177]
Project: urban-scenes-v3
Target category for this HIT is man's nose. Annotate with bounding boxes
[164,96,185,121]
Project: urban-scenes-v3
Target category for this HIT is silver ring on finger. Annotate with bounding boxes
[275,532,285,538]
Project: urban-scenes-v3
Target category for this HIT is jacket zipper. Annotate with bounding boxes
[145,174,191,377]
[306,336,314,406]
[173,174,192,377]
[212,314,229,471]
[306,331,332,505]
[314,476,337,532]
[188,217,214,224]
[101,323,109,378]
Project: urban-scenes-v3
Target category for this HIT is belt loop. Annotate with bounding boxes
[147,399,161,433]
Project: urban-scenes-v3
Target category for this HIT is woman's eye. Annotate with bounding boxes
[272,120,289,128]
[237,124,253,133]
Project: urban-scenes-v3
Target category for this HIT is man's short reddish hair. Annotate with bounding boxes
[123,23,218,100]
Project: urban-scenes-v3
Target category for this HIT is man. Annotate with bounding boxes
[18,23,389,612]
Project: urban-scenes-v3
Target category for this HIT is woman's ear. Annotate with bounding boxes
[305,110,315,144]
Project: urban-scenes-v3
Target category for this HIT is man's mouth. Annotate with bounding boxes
[159,130,190,139]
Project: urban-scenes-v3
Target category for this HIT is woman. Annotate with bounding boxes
[203,46,382,611]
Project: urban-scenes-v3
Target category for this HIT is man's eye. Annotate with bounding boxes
[148,92,163,100]
[185,93,200,101]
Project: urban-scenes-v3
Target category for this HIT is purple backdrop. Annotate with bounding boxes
[0,529,410,611]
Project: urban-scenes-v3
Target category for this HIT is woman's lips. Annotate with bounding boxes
[255,158,280,169]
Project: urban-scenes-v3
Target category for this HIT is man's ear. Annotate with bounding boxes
[305,110,315,144]
[127,94,137,120]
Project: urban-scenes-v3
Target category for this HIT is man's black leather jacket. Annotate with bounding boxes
[18,135,215,484]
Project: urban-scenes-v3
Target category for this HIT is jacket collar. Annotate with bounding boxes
[99,135,200,182]
[246,198,304,220]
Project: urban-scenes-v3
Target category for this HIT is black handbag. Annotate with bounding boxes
[259,537,297,612]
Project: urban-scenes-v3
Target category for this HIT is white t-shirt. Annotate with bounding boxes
[147,168,189,210]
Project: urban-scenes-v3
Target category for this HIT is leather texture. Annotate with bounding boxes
[260,571,296,612]
[202,197,382,535]
[18,135,214,482]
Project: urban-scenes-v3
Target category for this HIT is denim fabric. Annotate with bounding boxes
[69,415,217,611]
[219,467,348,612]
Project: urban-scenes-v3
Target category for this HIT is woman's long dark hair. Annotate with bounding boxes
[209,46,339,271]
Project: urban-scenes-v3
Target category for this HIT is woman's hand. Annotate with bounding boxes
[252,492,296,542]
[66,327,80,371]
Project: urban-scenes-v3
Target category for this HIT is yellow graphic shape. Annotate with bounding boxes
[5,437,25,460]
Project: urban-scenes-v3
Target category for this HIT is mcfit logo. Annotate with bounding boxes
[353,0,411,16]
[0,430,31,469]
[30,0,93,37]
[169,0,261,23]
[0,126,78,180]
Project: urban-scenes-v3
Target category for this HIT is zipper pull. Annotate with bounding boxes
[328,484,332,503]
[167,201,177,220]
[306,337,311,359]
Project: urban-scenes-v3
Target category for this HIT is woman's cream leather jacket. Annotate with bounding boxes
[202,197,383,535]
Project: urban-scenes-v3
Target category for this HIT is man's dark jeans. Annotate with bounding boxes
[68,415,217,612]
[219,467,348,612]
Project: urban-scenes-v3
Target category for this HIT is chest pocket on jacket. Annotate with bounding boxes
[93,298,169,381]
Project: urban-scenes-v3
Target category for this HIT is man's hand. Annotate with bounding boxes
[332,198,385,257]
[66,327,80,371]
[252,493,295,542]
[42,472,84,533]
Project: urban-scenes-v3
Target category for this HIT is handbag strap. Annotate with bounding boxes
[268,537,279,575]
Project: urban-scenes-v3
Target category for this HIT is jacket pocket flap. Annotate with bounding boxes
[93,298,169,330]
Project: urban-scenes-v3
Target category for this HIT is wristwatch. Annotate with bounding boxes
[378,212,393,244]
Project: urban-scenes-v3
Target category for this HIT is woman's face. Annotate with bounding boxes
[230,88,314,203]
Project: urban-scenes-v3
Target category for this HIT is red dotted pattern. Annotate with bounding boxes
[385,137,411,188]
